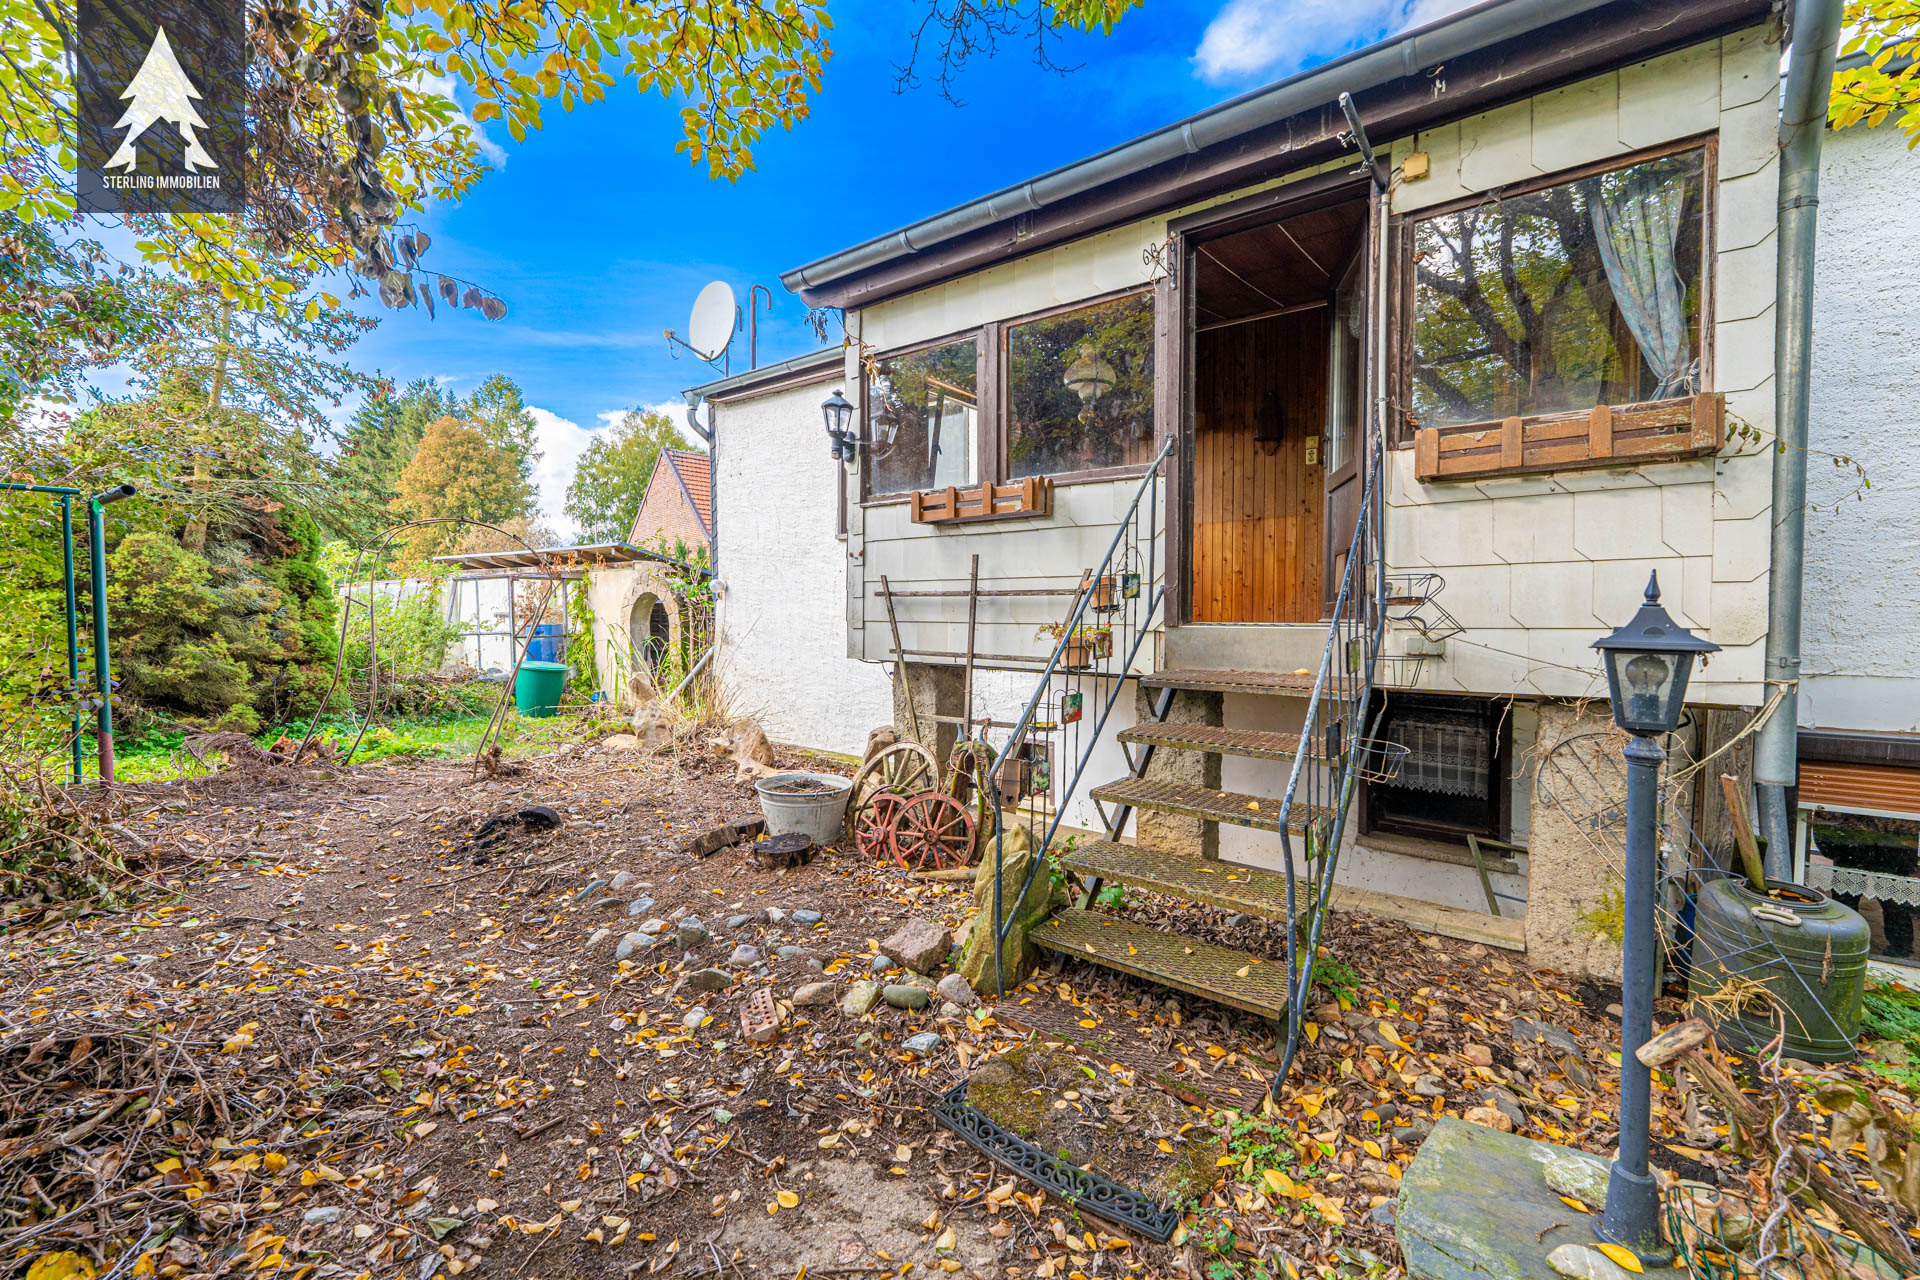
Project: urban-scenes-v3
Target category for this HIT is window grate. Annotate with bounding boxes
[1387,712,1489,798]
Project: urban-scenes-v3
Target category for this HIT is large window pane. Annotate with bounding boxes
[1411,149,1705,429]
[866,338,978,496]
[1007,293,1156,478]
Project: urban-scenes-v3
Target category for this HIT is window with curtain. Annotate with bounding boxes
[865,337,978,496]
[1006,292,1156,478]
[1410,148,1706,430]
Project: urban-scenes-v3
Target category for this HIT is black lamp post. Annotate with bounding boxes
[822,389,858,464]
[1591,572,1717,1261]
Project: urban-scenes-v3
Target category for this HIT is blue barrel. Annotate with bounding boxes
[528,623,565,664]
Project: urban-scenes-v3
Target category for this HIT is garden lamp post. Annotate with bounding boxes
[1591,572,1717,1260]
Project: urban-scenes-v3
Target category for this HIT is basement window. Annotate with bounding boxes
[1410,146,1708,430]
[1361,693,1507,843]
[1006,291,1157,479]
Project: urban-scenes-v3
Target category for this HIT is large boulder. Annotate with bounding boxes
[957,823,1050,993]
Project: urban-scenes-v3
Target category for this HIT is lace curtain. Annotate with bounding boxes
[1586,167,1697,398]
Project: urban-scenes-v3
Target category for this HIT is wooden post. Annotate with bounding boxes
[1414,427,1438,479]
[1690,392,1723,450]
[1499,416,1523,469]
[879,574,922,745]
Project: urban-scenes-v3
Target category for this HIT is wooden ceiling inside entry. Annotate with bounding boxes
[1192,200,1368,328]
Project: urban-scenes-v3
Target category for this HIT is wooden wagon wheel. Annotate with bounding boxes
[849,743,936,863]
[892,792,977,871]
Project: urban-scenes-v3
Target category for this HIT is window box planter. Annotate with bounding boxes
[908,475,1055,525]
[1412,393,1724,483]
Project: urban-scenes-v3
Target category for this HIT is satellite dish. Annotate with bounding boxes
[687,281,737,361]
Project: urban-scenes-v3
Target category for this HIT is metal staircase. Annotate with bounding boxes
[979,416,1391,1098]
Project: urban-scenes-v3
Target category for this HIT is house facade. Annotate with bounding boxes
[629,449,713,554]
[686,0,1899,990]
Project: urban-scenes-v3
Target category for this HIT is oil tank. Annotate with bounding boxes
[1688,873,1869,1062]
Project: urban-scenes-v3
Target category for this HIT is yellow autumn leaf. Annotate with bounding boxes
[1079,1020,1097,1029]
[262,1153,288,1173]
[1262,1169,1296,1197]
[26,1252,96,1280]
[1558,1196,1591,1213]
[776,1190,800,1208]
[1595,1244,1643,1273]
[1362,1140,1382,1159]
[1157,1140,1175,1154]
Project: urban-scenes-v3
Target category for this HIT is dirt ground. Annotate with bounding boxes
[5,735,1910,1280]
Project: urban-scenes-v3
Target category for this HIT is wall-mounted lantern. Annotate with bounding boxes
[822,389,858,465]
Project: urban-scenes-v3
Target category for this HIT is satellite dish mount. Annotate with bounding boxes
[664,281,740,375]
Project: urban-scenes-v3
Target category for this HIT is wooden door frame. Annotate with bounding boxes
[1163,169,1375,627]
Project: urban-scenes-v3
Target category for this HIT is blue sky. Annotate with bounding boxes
[339,0,1472,535]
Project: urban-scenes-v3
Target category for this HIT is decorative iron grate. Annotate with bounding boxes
[928,1080,1183,1241]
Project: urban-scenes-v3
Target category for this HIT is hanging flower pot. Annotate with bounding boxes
[1087,575,1119,612]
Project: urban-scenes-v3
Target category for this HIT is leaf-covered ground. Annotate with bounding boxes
[3,739,1913,1280]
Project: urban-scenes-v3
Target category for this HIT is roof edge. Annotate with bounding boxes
[686,347,842,402]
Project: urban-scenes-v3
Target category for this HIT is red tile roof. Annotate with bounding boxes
[665,450,711,533]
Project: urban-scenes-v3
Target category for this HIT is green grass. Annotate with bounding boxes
[1863,979,1920,1047]
[85,707,585,783]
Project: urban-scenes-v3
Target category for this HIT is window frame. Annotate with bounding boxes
[858,285,1161,505]
[1394,135,1719,449]
[1357,691,1512,846]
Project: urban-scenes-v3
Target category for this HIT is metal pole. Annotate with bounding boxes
[1599,731,1670,1260]
[61,498,82,785]
[1754,0,1844,875]
[87,499,113,782]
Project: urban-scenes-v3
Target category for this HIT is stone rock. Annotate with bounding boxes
[588,896,625,911]
[614,933,654,961]
[1510,1017,1580,1057]
[958,824,1049,990]
[883,984,930,1010]
[1547,1245,1638,1280]
[610,871,638,891]
[766,907,787,923]
[936,973,976,1007]
[1473,1088,1528,1132]
[939,1002,965,1018]
[903,1031,942,1056]
[682,1006,709,1031]
[627,897,655,917]
[792,982,836,1007]
[677,968,732,995]
[869,955,898,974]
[609,1016,630,1031]
[303,1207,344,1225]
[1463,1106,1513,1133]
[587,927,614,950]
[631,703,675,753]
[775,946,809,959]
[1556,1053,1597,1091]
[1541,1153,1611,1207]
[728,913,760,930]
[574,879,607,900]
[1461,1043,1493,1068]
[854,1031,880,1052]
[601,733,642,750]
[791,909,823,926]
[1872,1039,1914,1066]
[842,981,882,1016]
[1396,1118,1606,1280]
[1367,1102,1399,1124]
[882,919,954,974]
[677,917,709,949]
[637,919,668,935]
[730,944,763,966]
[1413,1074,1446,1098]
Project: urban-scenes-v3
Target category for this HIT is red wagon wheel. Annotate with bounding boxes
[854,791,908,861]
[892,792,977,872]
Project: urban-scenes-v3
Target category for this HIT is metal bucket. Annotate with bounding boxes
[754,772,854,848]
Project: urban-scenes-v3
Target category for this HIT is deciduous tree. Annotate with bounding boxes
[1832,1,1920,143]
[391,416,536,561]
[565,410,694,543]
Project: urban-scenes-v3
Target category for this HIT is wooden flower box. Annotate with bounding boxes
[908,475,1054,525]
[1413,393,1725,483]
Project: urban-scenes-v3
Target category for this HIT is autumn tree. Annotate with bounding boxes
[391,417,536,562]
[564,409,694,543]
[462,374,541,488]
[1831,0,1920,142]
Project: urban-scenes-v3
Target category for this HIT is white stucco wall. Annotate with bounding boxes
[710,375,897,756]
[1801,121,1920,734]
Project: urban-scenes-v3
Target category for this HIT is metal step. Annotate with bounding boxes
[1031,910,1292,1020]
[1117,723,1322,762]
[1090,777,1319,835]
[1142,668,1318,696]
[1058,841,1298,922]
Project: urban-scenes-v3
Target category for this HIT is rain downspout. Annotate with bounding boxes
[1754,0,1844,874]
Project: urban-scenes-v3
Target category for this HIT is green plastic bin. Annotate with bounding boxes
[513,660,569,718]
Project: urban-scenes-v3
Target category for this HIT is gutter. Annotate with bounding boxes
[778,0,1764,304]
[1754,0,1845,874]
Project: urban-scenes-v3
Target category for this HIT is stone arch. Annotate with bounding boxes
[629,591,674,675]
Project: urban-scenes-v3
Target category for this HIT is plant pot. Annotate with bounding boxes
[1062,637,1094,669]
[1088,575,1118,612]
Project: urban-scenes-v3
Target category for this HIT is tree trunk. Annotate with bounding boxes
[181,303,232,553]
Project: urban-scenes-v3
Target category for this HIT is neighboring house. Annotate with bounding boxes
[1796,113,1920,976]
[690,0,1870,995]
[629,449,713,554]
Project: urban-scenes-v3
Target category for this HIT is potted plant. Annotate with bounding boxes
[1085,574,1119,612]
[1036,622,1111,669]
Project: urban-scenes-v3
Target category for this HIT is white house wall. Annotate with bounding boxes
[1383,27,1779,707]
[845,27,1781,708]
[1802,121,1920,734]
[711,376,896,757]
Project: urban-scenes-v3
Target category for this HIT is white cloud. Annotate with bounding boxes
[410,71,508,167]
[528,403,701,542]
[1193,0,1479,83]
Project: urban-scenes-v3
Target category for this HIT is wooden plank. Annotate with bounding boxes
[1499,416,1524,469]
[1588,404,1613,459]
[1525,418,1591,444]
[1436,427,1501,453]
[1414,428,1439,480]
[1690,392,1723,450]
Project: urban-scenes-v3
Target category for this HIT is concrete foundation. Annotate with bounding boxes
[893,662,966,770]
[1132,685,1222,860]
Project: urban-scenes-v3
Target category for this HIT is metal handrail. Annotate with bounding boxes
[988,436,1174,994]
